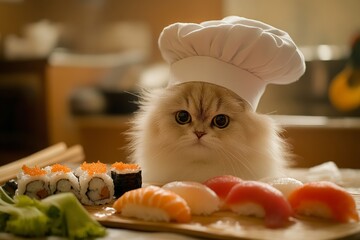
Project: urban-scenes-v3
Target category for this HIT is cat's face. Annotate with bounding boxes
[130,82,286,183]
[153,82,249,160]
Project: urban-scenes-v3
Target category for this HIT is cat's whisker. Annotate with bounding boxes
[156,136,194,160]
[263,110,278,115]
[214,142,258,179]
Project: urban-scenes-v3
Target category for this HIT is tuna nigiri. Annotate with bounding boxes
[162,181,220,215]
[288,181,359,223]
[113,186,191,223]
[203,175,242,209]
[225,181,293,228]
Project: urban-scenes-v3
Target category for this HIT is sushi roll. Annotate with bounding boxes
[288,181,359,223]
[162,181,220,215]
[261,177,303,198]
[16,165,51,200]
[225,181,293,228]
[45,164,80,199]
[76,161,114,205]
[1,179,18,198]
[113,186,191,223]
[110,162,142,198]
[203,175,243,209]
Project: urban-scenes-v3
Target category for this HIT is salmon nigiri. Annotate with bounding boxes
[225,181,293,228]
[288,181,359,223]
[113,186,191,223]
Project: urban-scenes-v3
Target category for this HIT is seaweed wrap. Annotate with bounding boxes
[111,162,142,198]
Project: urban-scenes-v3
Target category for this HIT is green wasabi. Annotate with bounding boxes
[0,187,106,239]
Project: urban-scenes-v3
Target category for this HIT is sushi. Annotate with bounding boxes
[110,162,142,198]
[162,181,220,215]
[113,185,191,223]
[16,165,51,200]
[76,161,114,205]
[203,175,242,209]
[45,164,80,199]
[288,181,359,223]
[262,177,303,198]
[225,181,293,228]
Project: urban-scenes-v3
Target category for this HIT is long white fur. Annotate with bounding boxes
[128,82,290,184]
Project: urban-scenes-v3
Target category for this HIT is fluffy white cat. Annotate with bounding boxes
[128,82,290,184]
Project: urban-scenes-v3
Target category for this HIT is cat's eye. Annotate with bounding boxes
[212,114,230,128]
[175,110,192,125]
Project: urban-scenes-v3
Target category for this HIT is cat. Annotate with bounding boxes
[127,82,290,184]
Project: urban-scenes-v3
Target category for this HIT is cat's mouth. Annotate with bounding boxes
[180,135,211,150]
[193,137,205,144]
[192,138,211,149]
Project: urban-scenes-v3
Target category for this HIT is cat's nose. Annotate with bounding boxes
[194,131,206,139]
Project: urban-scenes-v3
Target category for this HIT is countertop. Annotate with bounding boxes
[2,163,360,240]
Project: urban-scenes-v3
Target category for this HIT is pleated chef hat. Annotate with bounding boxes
[158,16,306,111]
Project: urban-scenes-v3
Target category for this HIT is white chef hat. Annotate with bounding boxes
[158,16,306,111]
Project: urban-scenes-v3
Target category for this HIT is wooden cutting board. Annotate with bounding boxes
[86,191,360,240]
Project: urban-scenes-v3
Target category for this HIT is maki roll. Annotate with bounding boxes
[110,162,142,198]
[45,163,80,199]
[1,179,18,198]
[76,161,114,205]
[16,165,51,200]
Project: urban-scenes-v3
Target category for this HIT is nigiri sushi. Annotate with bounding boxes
[288,181,359,223]
[113,186,191,223]
[225,181,293,228]
[203,175,242,209]
[162,181,220,215]
[262,177,303,198]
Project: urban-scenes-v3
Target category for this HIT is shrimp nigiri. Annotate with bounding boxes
[288,181,359,223]
[113,186,191,223]
[225,181,293,228]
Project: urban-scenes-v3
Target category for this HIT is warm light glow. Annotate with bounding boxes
[317,45,333,61]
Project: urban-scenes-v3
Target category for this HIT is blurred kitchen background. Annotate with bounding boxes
[0,0,359,168]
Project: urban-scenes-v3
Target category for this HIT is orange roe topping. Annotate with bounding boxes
[111,162,140,171]
[22,165,46,176]
[51,163,71,173]
[80,161,107,176]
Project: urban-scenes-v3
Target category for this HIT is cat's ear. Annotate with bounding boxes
[232,95,250,111]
